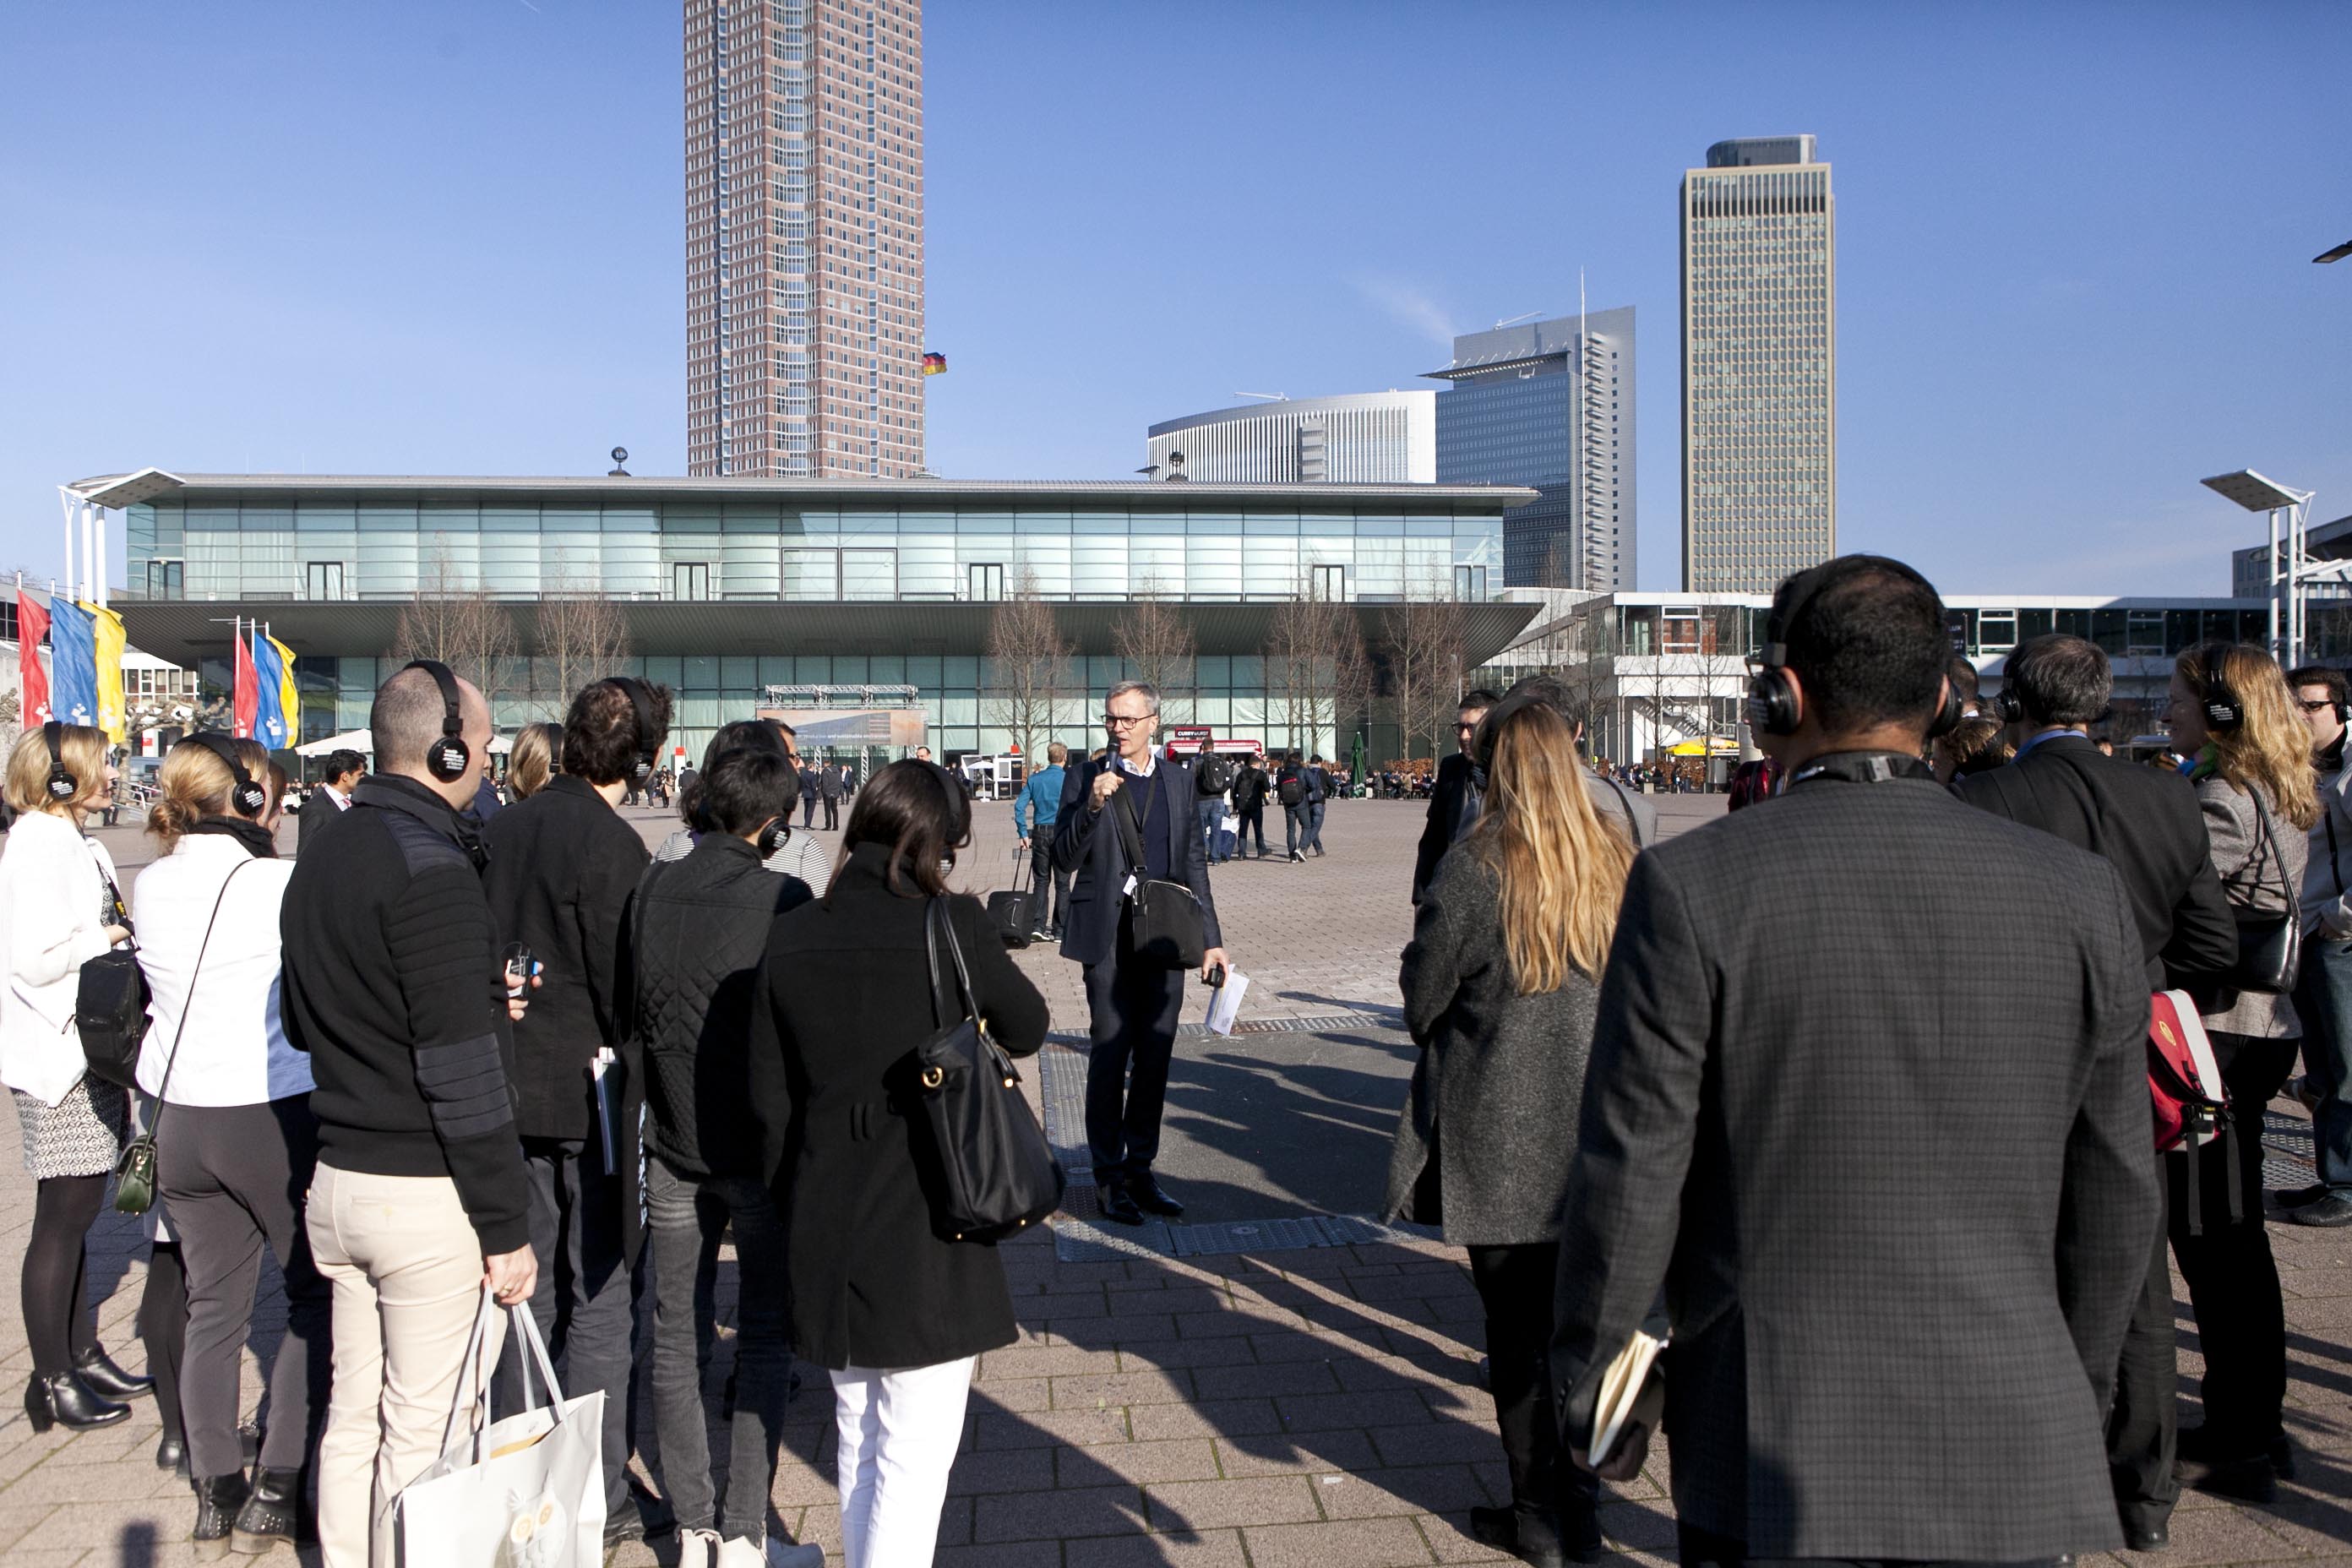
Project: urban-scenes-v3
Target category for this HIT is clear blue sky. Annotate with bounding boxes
[1,1,2343,597]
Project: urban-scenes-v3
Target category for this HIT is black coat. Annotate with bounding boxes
[1050,756,1222,967]
[1231,764,1268,811]
[1551,768,2159,1557]
[1412,753,1480,904]
[481,776,651,1141]
[747,843,1049,1371]
[1955,732,2236,990]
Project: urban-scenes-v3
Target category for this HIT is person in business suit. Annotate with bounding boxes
[1412,689,1500,904]
[1957,633,2237,1550]
[1552,558,2161,1567]
[818,755,845,830]
[1053,681,1231,1228]
[295,749,365,854]
[798,759,820,830]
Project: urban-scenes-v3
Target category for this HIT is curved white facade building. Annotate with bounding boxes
[1145,391,1436,484]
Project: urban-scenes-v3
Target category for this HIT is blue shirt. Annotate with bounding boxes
[1014,764,1064,836]
[2013,727,2077,761]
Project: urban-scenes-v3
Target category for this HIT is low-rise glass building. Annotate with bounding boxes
[91,471,1537,765]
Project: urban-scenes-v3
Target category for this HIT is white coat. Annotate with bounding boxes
[0,811,122,1108]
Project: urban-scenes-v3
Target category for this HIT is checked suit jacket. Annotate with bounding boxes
[1550,765,2159,1560]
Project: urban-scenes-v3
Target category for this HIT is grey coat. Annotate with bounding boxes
[1383,849,1601,1247]
[2196,776,2306,1038]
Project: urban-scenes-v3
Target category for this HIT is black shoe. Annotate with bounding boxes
[2271,1181,2328,1209]
[156,1432,188,1478]
[193,1473,250,1561]
[2288,1191,2352,1226]
[1097,1183,1145,1227]
[1469,1506,1568,1568]
[2192,1453,2278,1503]
[73,1344,154,1401]
[1313,845,1325,858]
[231,1467,301,1554]
[23,1371,129,1433]
[2176,1423,2295,1477]
[2121,1520,2169,1552]
[1127,1173,1184,1217]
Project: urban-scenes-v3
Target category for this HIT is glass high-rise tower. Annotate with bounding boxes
[686,0,925,477]
[1680,135,1834,592]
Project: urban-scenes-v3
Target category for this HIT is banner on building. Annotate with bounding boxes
[16,589,50,729]
[46,598,96,730]
[89,603,127,743]
[757,707,929,749]
[232,623,259,739]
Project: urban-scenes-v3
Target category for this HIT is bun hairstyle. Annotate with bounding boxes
[149,734,275,847]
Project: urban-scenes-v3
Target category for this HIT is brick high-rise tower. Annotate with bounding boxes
[686,0,925,477]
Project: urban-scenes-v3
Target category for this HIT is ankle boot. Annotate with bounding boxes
[22,1371,129,1433]
[193,1473,250,1561]
[231,1466,302,1554]
[72,1344,155,1401]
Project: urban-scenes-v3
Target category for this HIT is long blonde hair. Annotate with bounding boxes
[1462,702,1636,994]
[508,722,563,800]
[2180,642,2320,832]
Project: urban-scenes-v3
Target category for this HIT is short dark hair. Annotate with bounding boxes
[836,760,971,900]
[682,719,797,830]
[2005,634,2111,728]
[1502,673,1589,734]
[700,747,798,837]
[1775,557,1949,735]
[1946,656,1980,710]
[325,749,367,783]
[2287,665,2348,708]
[1461,689,1503,713]
[562,678,673,786]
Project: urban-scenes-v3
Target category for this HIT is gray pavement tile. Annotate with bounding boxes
[1314,1465,1496,1521]
[1063,1527,1252,1567]
[1144,1476,1322,1530]
[972,1482,1149,1544]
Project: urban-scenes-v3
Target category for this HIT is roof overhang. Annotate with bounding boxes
[70,467,187,509]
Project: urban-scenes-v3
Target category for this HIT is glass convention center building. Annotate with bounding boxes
[90,471,1538,767]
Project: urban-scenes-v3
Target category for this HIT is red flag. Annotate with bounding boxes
[232,622,259,739]
[16,590,50,729]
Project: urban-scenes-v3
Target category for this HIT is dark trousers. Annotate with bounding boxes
[1467,1244,1598,1531]
[2170,1032,2295,1458]
[1195,799,1219,862]
[1677,1523,2061,1568]
[504,1133,636,1512]
[801,794,818,829]
[2108,1176,2180,1536]
[823,794,841,830]
[1029,836,1071,937]
[1237,802,1266,856]
[158,1095,330,1480]
[645,1155,790,1543]
[1304,800,1326,852]
[139,1240,188,1446]
[1082,912,1187,1184]
[2294,934,2352,1190]
[1284,805,1306,856]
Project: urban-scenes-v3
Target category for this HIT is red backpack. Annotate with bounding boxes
[2148,990,2234,1233]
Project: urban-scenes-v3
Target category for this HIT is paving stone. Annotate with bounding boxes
[1241,1515,1437,1568]
[1051,1369,1195,1407]
[1145,1475,1323,1529]
[1213,1429,1381,1478]
[944,1446,1057,1496]
[1057,1438,1224,1486]
[1190,1361,1344,1401]
[1064,1527,1253,1567]
[1128,1399,1285,1443]
[1276,1391,1435,1432]
[1315,1464,1495,1520]
[972,1482,1149,1544]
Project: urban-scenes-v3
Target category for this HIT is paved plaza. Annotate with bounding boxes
[1,793,2349,1565]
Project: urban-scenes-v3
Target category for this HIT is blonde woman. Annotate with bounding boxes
[2165,642,2316,1500]
[1386,697,1634,1565]
[506,721,563,801]
[0,723,150,1431]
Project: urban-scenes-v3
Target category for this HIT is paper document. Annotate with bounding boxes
[591,1050,619,1175]
[1205,970,1250,1036]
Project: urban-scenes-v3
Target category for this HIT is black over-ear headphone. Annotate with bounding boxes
[179,732,269,818]
[755,817,787,858]
[41,722,78,803]
[605,678,661,785]
[404,661,471,782]
[2193,643,2244,733]
[1745,558,1962,740]
[1993,685,2026,725]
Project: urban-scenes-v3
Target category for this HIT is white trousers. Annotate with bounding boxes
[829,1356,976,1568]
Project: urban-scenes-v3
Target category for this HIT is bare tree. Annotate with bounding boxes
[1113,578,1195,724]
[1264,581,1366,761]
[984,569,1073,767]
[394,542,517,712]
[1380,594,1469,764]
[536,556,634,718]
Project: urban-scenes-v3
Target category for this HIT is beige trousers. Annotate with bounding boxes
[305,1162,502,1568]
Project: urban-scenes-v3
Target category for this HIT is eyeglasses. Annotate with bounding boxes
[2300,700,2337,715]
[1102,712,1152,728]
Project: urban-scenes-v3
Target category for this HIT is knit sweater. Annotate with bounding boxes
[280,776,530,1253]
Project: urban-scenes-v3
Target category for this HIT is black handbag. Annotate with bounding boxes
[1108,782,1208,972]
[2224,788,2300,995]
[74,862,146,1089]
[908,898,1064,1242]
[113,861,252,1216]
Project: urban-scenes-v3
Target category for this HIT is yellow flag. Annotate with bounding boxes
[269,633,300,747]
[86,602,128,744]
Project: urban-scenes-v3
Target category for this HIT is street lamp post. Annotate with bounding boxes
[2202,470,2317,667]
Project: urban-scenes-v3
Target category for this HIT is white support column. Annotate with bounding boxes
[91,505,106,608]
[57,488,77,602]
[2268,508,2283,661]
[79,499,95,606]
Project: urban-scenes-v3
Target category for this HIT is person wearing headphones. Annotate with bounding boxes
[480,674,672,1549]
[134,733,330,1554]
[2284,664,2352,1228]
[0,724,149,1436]
[629,743,821,1568]
[281,662,538,1568]
[2163,645,2315,1503]
[748,760,1048,1568]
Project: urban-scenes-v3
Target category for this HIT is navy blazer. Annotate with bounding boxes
[1051,755,1224,967]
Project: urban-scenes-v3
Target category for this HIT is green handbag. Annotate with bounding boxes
[114,862,251,1217]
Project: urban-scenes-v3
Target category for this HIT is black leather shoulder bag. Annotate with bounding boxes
[1108,779,1207,972]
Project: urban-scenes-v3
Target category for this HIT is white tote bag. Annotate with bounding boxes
[392,1290,607,1568]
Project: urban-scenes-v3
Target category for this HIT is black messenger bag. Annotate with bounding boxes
[1109,781,1207,971]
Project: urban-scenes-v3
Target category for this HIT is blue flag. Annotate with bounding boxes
[46,598,98,730]
[252,631,291,749]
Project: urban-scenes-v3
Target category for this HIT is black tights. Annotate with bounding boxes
[22,1173,106,1376]
[139,1242,188,1441]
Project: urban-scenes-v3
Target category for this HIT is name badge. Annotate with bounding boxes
[1121,873,1138,899]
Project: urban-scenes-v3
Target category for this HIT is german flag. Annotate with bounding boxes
[922,351,946,376]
